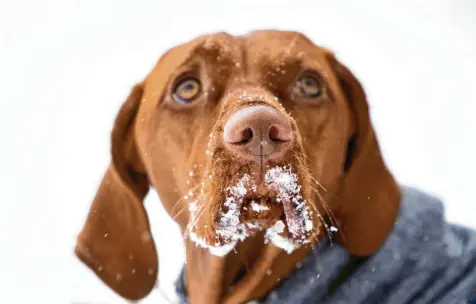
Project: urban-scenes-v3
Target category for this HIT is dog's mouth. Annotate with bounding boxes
[240,196,282,223]
[187,165,319,256]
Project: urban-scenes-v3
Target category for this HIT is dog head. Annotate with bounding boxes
[75,30,400,303]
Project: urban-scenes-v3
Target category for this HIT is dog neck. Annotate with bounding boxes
[183,233,313,304]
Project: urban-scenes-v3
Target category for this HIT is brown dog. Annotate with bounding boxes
[75,30,400,304]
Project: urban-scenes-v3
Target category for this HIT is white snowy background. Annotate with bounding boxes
[0,0,475,303]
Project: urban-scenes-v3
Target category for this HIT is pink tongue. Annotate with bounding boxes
[282,199,305,238]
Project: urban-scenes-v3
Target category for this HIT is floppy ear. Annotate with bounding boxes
[75,84,158,300]
[327,53,401,256]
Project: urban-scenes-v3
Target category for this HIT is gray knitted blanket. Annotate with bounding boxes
[176,187,476,303]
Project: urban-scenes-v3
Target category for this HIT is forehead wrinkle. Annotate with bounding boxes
[249,43,307,71]
[270,50,330,79]
[189,34,239,60]
[171,39,242,76]
[282,33,299,57]
[165,42,231,77]
[255,52,304,79]
[272,34,315,65]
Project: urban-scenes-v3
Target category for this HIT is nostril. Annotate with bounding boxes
[269,125,290,142]
[238,128,253,144]
[224,106,293,153]
[269,126,280,142]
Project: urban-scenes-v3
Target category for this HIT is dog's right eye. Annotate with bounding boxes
[172,77,201,104]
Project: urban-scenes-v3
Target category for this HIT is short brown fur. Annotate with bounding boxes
[75,30,400,303]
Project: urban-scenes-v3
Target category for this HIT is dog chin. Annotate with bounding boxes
[186,164,319,257]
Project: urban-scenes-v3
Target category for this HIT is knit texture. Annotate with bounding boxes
[176,187,476,303]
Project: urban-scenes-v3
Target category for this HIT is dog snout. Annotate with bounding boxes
[223,105,292,161]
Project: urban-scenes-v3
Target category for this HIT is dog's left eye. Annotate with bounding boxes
[293,74,322,99]
[173,77,201,104]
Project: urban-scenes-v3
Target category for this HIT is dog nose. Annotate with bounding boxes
[223,105,293,161]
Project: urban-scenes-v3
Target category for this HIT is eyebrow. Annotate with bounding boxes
[261,54,304,74]
[275,51,329,74]
[171,42,233,75]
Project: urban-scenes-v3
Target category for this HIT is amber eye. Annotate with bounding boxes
[294,74,322,98]
[173,77,201,104]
